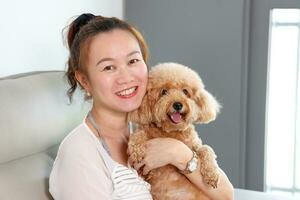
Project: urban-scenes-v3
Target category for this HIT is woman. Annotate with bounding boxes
[49,13,234,200]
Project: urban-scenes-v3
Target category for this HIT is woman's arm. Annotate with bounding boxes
[185,167,234,200]
[173,146,234,200]
[133,138,234,200]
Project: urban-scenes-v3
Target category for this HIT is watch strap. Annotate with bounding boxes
[179,150,198,174]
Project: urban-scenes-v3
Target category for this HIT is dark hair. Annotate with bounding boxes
[65,13,149,103]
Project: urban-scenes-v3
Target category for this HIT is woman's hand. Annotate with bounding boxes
[130,137,193,175]
[128,138,234,200]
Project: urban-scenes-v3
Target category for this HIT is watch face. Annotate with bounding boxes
[188,159,198,172]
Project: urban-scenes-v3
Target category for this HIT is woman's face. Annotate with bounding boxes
[81,29,148,114]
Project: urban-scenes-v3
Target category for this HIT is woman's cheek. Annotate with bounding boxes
[137,73,147,100]
[142,64,149,83]
[135,64,147,84]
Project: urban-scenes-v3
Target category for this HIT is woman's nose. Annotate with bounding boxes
[116,67,134,84]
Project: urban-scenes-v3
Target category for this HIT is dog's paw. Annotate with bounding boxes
[203,170,219,189]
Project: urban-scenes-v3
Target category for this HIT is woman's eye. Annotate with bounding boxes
[129,59,140,65]
[183,89,190,96]
[161,89,168,96]
[103,65,114,71]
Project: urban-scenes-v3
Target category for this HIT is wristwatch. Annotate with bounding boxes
[180,150,199,174]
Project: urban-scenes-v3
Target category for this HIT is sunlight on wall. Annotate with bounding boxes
[0,0,123,77]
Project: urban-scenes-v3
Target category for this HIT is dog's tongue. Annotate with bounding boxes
[170,112,182,124]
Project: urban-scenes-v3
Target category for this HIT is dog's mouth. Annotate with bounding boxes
[168,111,185,124]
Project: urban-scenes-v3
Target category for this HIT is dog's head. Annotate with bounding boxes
[129,62,221,132]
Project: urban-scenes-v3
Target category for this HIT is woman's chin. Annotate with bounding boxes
[115,96,144,113]
[119,104,140,113]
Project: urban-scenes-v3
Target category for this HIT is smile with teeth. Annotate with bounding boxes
[116,86,138,97]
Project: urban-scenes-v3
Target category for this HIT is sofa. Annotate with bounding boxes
[1,71,298,200]
[0,71,90,200]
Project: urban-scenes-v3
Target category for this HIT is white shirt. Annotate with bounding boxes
[49,115,152,200]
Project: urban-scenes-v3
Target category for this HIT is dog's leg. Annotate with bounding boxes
[196,145,219,188]
[127,130,149,164]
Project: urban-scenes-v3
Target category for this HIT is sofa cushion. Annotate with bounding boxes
[0,71,90,163]
[0,146,58,200]
[234,188,299,200]
[0,71,90,199]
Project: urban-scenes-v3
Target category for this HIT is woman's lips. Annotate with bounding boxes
[115,86,138,98]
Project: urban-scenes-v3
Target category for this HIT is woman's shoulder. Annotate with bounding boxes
[51,121,117,178]
[49,123,114,199]
[54,121,116,169]
[55,122,98,159]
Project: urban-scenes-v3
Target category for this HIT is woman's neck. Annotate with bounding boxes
[90,105,129,139]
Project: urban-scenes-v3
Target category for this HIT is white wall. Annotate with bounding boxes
[0,0,123,77]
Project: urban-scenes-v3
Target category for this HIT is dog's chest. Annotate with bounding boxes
[146,165,208,200]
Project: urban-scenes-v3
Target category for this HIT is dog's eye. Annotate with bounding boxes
[183,89,190,96]
[161,89,168,96]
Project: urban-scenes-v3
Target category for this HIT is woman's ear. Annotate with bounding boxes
[75,70,91,92]
[128,91,153,124]
[194,89,221,124]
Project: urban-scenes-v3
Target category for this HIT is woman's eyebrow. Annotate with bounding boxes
[96,51,141,66]
[127,50,141,57]
[96,57,114,66]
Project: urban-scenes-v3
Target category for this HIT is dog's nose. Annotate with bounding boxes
[173,102,183,111]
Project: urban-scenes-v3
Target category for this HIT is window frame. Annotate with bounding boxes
[247,0,300,192]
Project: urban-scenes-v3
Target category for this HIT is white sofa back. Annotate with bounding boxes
[0,71,90,199]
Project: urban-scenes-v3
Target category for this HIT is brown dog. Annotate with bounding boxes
[128,63,221,200]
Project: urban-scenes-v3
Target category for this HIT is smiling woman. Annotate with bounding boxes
[49,14,152,200]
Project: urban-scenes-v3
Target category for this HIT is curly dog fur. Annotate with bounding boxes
[128,62,221,200]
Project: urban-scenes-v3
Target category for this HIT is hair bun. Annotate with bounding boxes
[73,13,95,34]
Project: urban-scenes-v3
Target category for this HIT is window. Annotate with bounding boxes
[265,9,300,197]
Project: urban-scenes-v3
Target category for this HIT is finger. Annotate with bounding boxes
[145,139,154,147]
[127,156,135,166]
[142,165,151,175]
[134,161,145,171]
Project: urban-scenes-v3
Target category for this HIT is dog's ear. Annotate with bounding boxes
[128,91,153,124]
[194,89,221,124]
